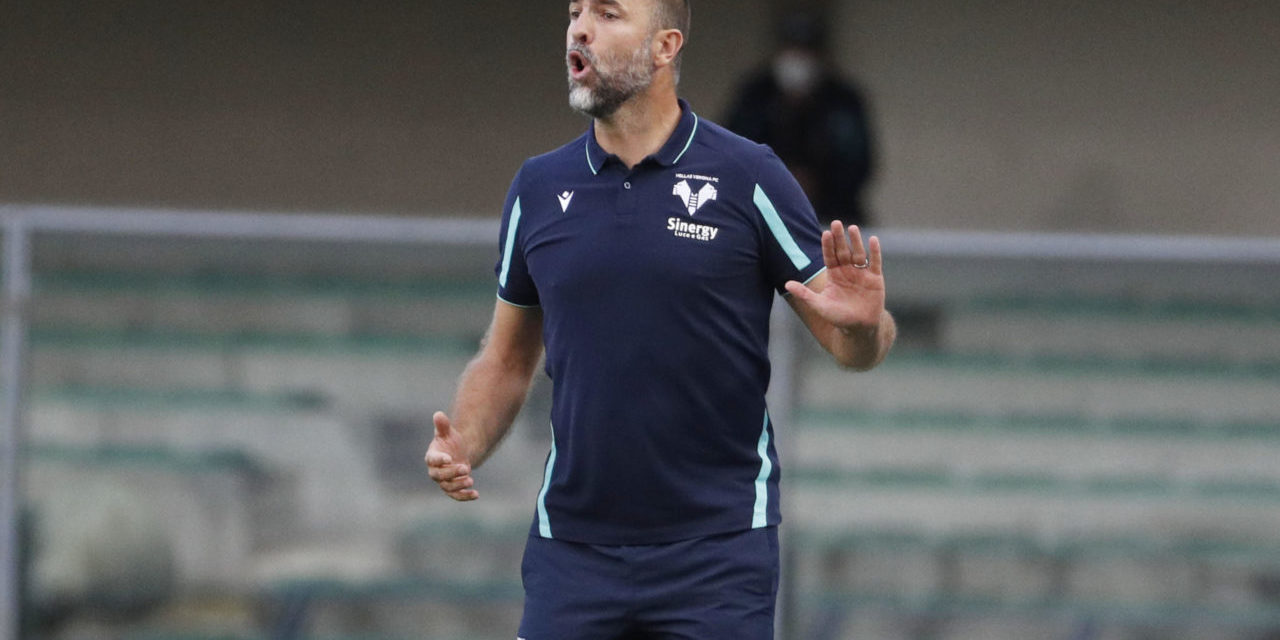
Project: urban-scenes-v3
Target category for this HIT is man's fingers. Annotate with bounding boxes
[438,474,475,493]
[830,220,853,266]
[433,411,451,440]
[439,469,478,501]
[427,410,478,500]
[849,225,868,265]
[784,280,817,305]
[868,235,883,275]
[821,229,837,269]
[425,449,453,467]
[427,462,470,480]
[446,489,479,502]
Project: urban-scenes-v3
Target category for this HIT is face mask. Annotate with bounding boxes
[773,50,820,95]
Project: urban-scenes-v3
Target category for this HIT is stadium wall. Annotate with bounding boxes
[838,0,1280,235]
[1,1,1277,235]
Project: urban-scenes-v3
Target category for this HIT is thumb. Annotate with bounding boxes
[785,280,818,306]
[433,411,451,440]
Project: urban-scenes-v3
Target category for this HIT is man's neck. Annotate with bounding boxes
[593,82,682,170]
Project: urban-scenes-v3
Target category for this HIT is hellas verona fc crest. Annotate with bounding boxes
[672,179,717,215]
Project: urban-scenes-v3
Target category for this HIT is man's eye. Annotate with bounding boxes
[569,10,580,19]
[603,12,618,19]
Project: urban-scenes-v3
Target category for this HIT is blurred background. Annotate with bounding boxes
[2,1,1279,639]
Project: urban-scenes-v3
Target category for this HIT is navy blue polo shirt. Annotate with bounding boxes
[496,99,826,545]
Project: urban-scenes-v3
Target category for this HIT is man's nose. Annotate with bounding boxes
[568,13,593,45]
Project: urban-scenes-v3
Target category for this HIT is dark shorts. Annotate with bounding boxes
[517,527,780,640]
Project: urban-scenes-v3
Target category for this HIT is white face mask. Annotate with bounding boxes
[773,50,820,95]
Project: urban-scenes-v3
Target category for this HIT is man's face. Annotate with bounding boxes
[566,0,657,118]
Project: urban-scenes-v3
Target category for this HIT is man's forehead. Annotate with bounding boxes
[571,0,634,9]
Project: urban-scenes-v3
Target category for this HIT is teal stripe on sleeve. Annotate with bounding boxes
[752,412,773,529]
[536,424,557,538]
[753,185,812,271]
[498,197,522,288]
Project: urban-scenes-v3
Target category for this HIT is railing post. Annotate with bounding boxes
[769,298,803,640]
[1,214,32,640]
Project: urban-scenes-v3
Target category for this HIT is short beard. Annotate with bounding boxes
[567,40,655,119]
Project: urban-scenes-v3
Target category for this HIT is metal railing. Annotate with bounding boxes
[3,203,1280,640]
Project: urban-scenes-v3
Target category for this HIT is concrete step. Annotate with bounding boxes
[789,526,1280,637]
[29,329,476,411]
[799,350,1280,424]
[787,478,1280,545]
[28,394,384,538]
[941,296,1280,362]
[26,445,264,593]
[31,270,496,339]
[789,412,1280,481]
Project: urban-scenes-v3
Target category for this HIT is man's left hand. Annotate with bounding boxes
[784,221,885,333]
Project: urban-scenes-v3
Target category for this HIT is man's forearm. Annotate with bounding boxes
[449,350,540,468]
[828,309,895,371]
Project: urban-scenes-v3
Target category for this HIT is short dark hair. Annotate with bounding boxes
[652,0,691,36]
[652,0,691,79]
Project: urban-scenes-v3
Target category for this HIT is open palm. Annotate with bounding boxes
[785,221,885,331]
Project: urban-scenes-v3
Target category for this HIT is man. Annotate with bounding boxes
[725,9,877,227]
[426,1,895,638]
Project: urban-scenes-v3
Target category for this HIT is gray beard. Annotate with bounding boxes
[567,42,654,118]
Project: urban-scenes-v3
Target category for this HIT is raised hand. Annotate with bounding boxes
[784,221,885,333]
[425,411,478,501]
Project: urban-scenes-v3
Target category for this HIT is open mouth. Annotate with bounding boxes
[567,50,592,80]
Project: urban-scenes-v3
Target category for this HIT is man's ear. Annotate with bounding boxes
[652,28,684,69]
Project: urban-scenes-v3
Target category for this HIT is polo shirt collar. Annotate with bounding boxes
[584,98,700,175]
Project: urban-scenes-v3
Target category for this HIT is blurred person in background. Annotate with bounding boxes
[426,1,894,638]
[726,9,878,227]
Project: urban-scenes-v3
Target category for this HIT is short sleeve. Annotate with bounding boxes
[494,166,540,307]
[751,149,826,293]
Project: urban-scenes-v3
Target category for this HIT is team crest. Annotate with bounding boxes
[672,180,717,215]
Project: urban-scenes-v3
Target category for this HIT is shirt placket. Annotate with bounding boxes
[616,167,641,218]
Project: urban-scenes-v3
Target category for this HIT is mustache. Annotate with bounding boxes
[566,43,597,67]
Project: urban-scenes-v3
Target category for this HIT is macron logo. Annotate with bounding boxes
[557,191,574,212]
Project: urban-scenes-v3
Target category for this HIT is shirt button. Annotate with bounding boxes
[623,182,632,189]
